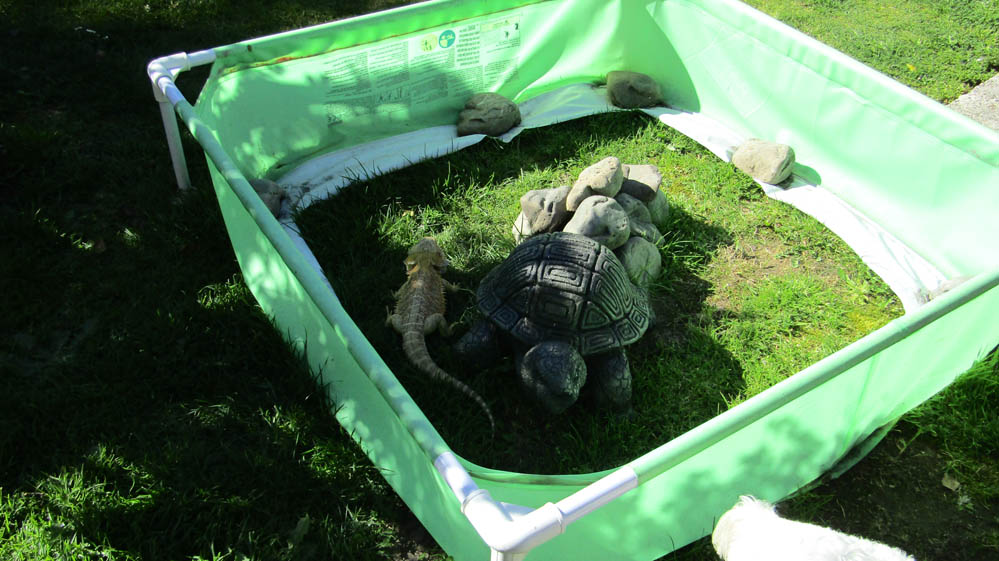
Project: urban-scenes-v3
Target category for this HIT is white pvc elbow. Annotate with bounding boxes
[462,492,565,555]
[147,50,216,103]
[146,49,217,190]
[434,453,638,558]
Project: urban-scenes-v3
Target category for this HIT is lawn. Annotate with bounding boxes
[1,1,996,560]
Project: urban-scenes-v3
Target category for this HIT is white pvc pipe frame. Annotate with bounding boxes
[146,51,642,561]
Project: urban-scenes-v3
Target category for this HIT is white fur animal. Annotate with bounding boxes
[712,496,915,561]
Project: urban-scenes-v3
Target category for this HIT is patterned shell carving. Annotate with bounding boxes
[477,232,651,356]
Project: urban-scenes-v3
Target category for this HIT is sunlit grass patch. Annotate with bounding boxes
[744,0,999,102]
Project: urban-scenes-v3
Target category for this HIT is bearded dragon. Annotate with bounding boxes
[386,237,496,433]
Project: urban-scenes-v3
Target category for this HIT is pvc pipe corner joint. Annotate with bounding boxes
[147,50,215,103]
[435,453,637,557]
[147,52,187,102]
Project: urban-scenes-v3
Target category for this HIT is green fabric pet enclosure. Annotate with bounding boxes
[147,1,999,559]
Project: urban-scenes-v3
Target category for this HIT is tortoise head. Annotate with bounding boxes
[517,341,587,415]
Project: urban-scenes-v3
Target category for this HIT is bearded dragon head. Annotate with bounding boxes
[404,237,448,275]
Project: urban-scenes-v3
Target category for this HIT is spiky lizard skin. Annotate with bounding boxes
[386,238,496,433]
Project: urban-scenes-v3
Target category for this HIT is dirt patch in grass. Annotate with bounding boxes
[704,230,842,312]
[787,422,999,560]
[668,421,999,561]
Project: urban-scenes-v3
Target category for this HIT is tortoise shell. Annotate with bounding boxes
[477,232,651,356]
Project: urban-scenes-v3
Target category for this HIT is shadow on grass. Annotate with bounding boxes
[0,201,429,558]
[1,2,443,559]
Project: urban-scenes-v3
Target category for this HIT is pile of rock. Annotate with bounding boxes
[513,156,669,287]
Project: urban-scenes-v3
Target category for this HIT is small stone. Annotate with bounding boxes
[519,185,571,237]
[615,192,662,243]
[563,195,631,250]
[248,178,287,217]
[614,236,662,287]
[731,138,795,184]
[926,276,972,301]
[567,156,624,211]
[607,71,664,108]
[619,164,662,203]
[942,473,961,491]
[566,187,593,213]
[614,192,652,224]
[647,190,670,230]
[631,221,663,245]
[948,74,999,131]
[512,211,533,244]
[457,92,521,137]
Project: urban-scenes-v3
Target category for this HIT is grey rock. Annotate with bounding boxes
[614,236,662,288]
[731,138,795,184]
[563,195,631,250]
[248,178,287,217]
[620,164,663,203]
[922,275,974,303]
[646,190,670,230]
[457,92,522,137]
[519,185,571,238]
[567,156,624,211]
[615,192,662,243]
[631,221,663,245]
[614,192,652,223]
[566,187,593,213]
[607,71,664,108]
[512,211,533,244]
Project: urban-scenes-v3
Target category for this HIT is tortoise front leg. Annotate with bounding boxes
[586,349,633,412]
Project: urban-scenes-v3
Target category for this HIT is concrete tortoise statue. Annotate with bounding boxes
[455,232,652,414]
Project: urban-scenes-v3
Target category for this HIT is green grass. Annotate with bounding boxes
[744,0,999,102]
[1,0,997,560]
[905,350,999,502]
[295,110,903,473]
